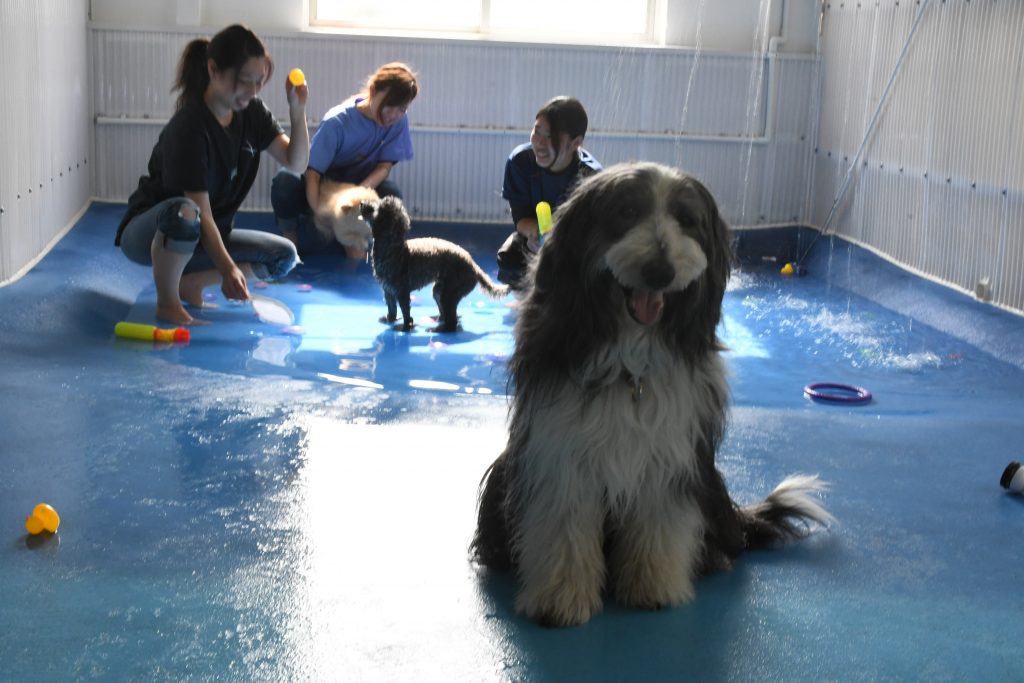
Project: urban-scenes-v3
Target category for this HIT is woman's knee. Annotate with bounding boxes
[266,238,300,279]
[243,233,299,281]
[120,197,200,263]
[156,198,201,247]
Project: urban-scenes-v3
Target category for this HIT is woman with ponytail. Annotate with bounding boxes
[271,62,418,260]
[115,25,309,325]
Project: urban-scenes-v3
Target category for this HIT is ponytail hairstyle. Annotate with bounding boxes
[361,62,419,122]
[173,24,273,110]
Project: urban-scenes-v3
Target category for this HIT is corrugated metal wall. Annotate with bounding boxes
[7,8,1024,315]
[90,27,819,229]
[815,0,1024,313]
[0,1,91,285]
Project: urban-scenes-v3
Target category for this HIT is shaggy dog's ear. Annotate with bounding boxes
[661,175,733,354]
[533,172,604,293]
[687,176,733,283]
[514,174,621,386]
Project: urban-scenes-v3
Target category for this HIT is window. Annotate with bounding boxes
[311,0,656,45]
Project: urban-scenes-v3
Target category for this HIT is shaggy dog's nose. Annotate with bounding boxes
[642,259,675,290]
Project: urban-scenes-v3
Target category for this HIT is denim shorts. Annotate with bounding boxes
[119,197,299,280]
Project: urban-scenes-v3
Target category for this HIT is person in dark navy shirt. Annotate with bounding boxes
[497,96,602,289]
[116,25,309,325]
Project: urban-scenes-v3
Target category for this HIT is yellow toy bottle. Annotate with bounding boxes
[114,321,190,343]
[536,201,553,245]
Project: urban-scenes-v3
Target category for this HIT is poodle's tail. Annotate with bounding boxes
[474,264,511,298]
[740,475,834,549]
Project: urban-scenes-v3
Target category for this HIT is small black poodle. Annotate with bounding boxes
[362,197,509,332]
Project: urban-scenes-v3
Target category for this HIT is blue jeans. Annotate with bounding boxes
[270,168,402,235]
[119,197,298,280]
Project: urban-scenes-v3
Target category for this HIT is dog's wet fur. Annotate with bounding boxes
[362,196,509,332]
[312,180,380,252]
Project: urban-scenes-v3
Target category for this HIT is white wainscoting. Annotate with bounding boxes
[90,26,819,229]
[815,0,1024,314]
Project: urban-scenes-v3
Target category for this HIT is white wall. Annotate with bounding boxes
[10,0,1024,316]
[665,0,819,53]
[0,0,92,285]
[90,0,306,32]
[814,0,1024,314]
[86,0,822,229]
[90,28,819,229]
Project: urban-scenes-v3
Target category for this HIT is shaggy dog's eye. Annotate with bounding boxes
[671,202,699,230]
[616,202,641,221]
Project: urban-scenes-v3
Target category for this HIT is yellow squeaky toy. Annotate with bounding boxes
[25,503,60,535]
[288,68,306,87]
[535,201,553,245]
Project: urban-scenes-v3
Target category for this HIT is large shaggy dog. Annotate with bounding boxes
[471,162,832,627]
[362,196,510,332]
[312,180,380,253]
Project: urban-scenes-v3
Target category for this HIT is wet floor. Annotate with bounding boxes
[1,202,1023,681]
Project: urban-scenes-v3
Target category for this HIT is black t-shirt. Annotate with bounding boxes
[115,97,283,244]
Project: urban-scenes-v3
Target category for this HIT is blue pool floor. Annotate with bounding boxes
[2,202,1023,681]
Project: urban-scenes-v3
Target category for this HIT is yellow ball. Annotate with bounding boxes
[780,262,795,276]
[288,68,306,87]
[32,503,60,533]
[25,514,45,535]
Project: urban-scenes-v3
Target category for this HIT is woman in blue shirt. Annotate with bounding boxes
[271,62,418,260]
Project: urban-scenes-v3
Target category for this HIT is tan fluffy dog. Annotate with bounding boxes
[312,180,380,257]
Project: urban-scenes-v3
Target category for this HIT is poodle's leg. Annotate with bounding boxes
[379,291,398,323]
[398,287,415,330]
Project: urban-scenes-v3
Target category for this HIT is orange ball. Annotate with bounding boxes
[25,514,45,535]
[288,68,306,87]
[32,503,60,533]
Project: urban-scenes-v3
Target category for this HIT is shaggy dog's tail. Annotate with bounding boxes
[739,475,834,549]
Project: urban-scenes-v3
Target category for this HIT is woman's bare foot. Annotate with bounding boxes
[156,302,195,326]
[179,272,219,309]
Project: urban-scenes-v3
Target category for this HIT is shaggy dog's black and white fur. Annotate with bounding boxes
[362,197,510,332]
[471,162,832,627]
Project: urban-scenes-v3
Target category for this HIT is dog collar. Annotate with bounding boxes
[625,372,644,402]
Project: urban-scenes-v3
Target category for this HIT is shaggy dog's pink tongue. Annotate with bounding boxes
[631,289,664,325]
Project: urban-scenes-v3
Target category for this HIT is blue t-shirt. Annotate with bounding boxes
[308,97,414,183]
[501,143,602,225]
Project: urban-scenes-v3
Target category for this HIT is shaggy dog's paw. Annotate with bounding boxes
[614,577,695,612]
[612,558,697,611]
[516,588,603,628]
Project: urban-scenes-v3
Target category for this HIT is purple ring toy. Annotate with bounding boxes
[803,382,872,404]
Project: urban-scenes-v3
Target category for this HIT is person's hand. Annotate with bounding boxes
[527,233,541,253]
[286,78,308,110]
[220,264,250,302]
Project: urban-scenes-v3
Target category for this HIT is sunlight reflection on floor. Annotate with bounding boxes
[273,418,517,679]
